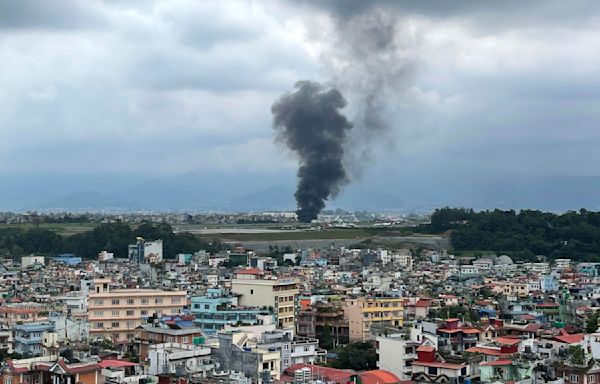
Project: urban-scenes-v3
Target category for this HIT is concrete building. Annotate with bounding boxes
[137,322,205,360]
[215,331,281,383]
[255,330,326,372]
[231,270,299,330]
[376,335,420,380]
[87,279,186,342]
[51,254,82,266]
[21,255,45,268]
[190,288,273,333]
[344,297,404,341]
[555,259,572,270]
[148,342,214,377]
[0,356,102,384]
[128,238,163,264]
[14,322,55,357]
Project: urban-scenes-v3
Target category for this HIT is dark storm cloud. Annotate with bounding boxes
[272,81,353,222]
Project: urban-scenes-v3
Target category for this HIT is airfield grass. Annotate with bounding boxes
[1,222,441,244]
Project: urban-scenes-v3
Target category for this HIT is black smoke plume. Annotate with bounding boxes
[272,81,352,223]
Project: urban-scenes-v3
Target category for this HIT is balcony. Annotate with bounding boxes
[15,335,41,344]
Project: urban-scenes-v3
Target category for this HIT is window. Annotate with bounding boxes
[172,297,181,304]
[112,333,120,340]
[204,304,210,310]
[141,298,149,304]
[589,375,596,384]
[127,321,134,328]
[96,323,104,329]
[127,333,135,339]
[155,298,163,304]
[127,299,135,305]
[112,299,120,305]
[112,310,119,316]
[428,367,438,375]
[94,311,104,317]
[111,322,119,328]
[126,310,134,316]
[6,376,13,384]
[141,310,148,315]
[250,289,254,294]
[571,374,579,383]
[94,299,104,305]
[181,337,189,343]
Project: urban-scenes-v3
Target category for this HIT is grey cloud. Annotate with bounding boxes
[0,0,107,30]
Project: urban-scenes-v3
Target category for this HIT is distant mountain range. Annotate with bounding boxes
[1,171,600,212]
[35,184,406,212]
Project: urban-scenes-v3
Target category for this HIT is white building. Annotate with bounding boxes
[377,321,438,380]
[128,238,163,263]
[555,259,572,270]
[21,255,45,268]
[98,251,114,261]
[460,265,479,276]
[394,254,413,271]
[473,258,493,271]
[148,342,214,377]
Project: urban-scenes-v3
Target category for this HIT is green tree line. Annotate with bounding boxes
[426,207,600,261]
[0,222,222,259]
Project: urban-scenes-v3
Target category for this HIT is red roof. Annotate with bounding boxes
[57,360,101,374]
[236,268,262,275]
[416,345,435,352]
[554,333,584,344]
[99,360,139,368]
[481,359,513,366]
[283,364,354,383]
[496,337,521,346]
[414,300,430,308]
[360,370,401,384]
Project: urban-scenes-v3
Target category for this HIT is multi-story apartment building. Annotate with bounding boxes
[87,279,186,342]
[0,303,48,328]
[344,296,404,341]
[14,322,55,357]
[231,270,299,329]
[190,288,273,333]
[297,302,349,348]
[137,322,205,360]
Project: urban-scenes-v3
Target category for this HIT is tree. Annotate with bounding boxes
[331,342,377,371]
[568,345,586,365]
[586,310,600,333]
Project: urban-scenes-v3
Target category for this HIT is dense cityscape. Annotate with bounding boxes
[3,0,600,384]
[0,210,598,384]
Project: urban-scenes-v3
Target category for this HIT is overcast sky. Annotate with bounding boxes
[2,0,600,208]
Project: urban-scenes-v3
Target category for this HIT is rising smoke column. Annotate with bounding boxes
[272,81,353,223]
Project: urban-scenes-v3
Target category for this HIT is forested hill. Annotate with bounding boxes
[426,207,600,261]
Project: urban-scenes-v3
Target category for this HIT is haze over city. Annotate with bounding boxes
[2,0,600,212]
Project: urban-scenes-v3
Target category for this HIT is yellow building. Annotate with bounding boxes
[345,297,404,341]
[498,281,529,297]
[230,270,299,329]
[88,279,186,342]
